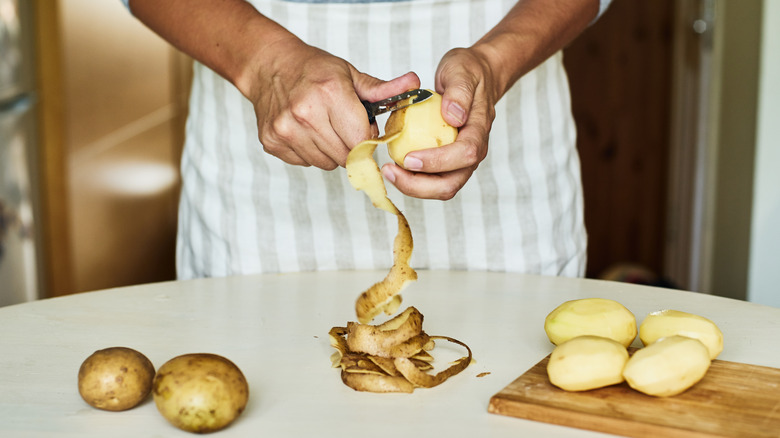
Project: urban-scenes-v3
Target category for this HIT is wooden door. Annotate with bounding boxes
[564,0,675,282]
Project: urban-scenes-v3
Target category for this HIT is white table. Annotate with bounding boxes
[1,271,778,437]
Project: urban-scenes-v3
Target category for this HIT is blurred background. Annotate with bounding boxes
[0,0,777,307]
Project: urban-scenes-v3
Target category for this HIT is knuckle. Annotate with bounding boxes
[319,160,339,171]
[268,114,295,142]
[261,141,288,160]
[261,144,280,157]
[289,99,314,122]
[484,105,496,122]
[263,145,301,166]
[454,79,476,97]
[317,78,345,97]
[258,129,279,150]
[437,184,459,201]
[461,142,481,166]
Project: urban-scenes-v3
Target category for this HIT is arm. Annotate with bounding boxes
[127,0,419,169]
[382,0,603,200]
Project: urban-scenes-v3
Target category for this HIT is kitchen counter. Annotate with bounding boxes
[1,270,778,437]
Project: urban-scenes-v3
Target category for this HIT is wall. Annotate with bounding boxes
[747,0,780,307]
[706,0,762,301]
[34,0,190,295]
[61,0,191,293]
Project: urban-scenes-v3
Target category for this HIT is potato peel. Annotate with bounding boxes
[347,135,417,325]
[330,307,471,393]
[393,336,472,389]
[346,307,424,355]
[341,370,415,393]
[336,91,468,393]
[346,135,400,215]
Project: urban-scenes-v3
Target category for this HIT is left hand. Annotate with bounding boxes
[380,47,499,200]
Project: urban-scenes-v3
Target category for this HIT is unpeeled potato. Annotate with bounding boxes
[547,335,629,391]
[622,335,711,397]
[152,353,249,433]
[77,347,155,411]
[639,309,723,359]
[385,90,458,168]
[544,298,637,347]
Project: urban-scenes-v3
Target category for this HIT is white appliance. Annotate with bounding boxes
[0,0,40,306]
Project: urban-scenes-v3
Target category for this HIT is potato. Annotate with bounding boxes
[385,90,458,168]
[152,353,249,433]
[547,335,629,391]
[544,298,637,347]
[77,346,155,411]
[623,335,711,397]
[639,309,723,359]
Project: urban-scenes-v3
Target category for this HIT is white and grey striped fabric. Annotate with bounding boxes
[176,0,587,279]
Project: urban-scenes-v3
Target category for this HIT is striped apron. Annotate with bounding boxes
[176,0,587,279]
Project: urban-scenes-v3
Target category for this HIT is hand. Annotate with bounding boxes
[248,38,421,170]
[380,47,498,200]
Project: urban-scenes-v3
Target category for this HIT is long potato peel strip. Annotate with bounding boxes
[334,92,470,393]
[347,133,418,324]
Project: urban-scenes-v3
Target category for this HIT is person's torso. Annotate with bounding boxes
[176,0,587,279]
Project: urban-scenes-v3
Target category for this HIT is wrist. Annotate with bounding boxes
[470,36,527,102]
[468,0,598,99]
[230,18,301,101]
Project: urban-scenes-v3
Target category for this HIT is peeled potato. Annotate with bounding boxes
[385,90,458,168]
[623,335,711,397]
[152,353,249,433]
[77,346,155,411]
[544,298,637,347]
[547,335,629,392]
[639,309,723,359]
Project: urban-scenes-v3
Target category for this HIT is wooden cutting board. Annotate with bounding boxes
[488,352,780,438]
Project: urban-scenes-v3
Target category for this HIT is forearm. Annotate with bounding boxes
[128,0,297,99]
[471,0,599,100]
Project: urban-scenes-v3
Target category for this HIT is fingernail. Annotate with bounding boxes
[447,102,466,125]
[382,167,396,183]
[403,156,423,171]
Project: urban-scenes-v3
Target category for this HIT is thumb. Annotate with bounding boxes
[435,61,475,128]
[353,71,421,102]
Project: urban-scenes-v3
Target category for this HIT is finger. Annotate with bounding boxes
[262,113,341,169]
[322,99,373,158]
[310,125,351,168]
[437,80,474,128]
[306,139,342,170]
[401,124,486,174]
[283,124,342,169]
[435,57,476,128]
[354,71,421,103]
[340,70,422,150]
[284,87,356,169]
[263,144,310,167]
[260,115,311,167]
[380,162,474,201]
[282,139,341,169]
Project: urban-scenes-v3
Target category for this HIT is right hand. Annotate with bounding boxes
[246,38,420,170]
[380,46,498,200]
